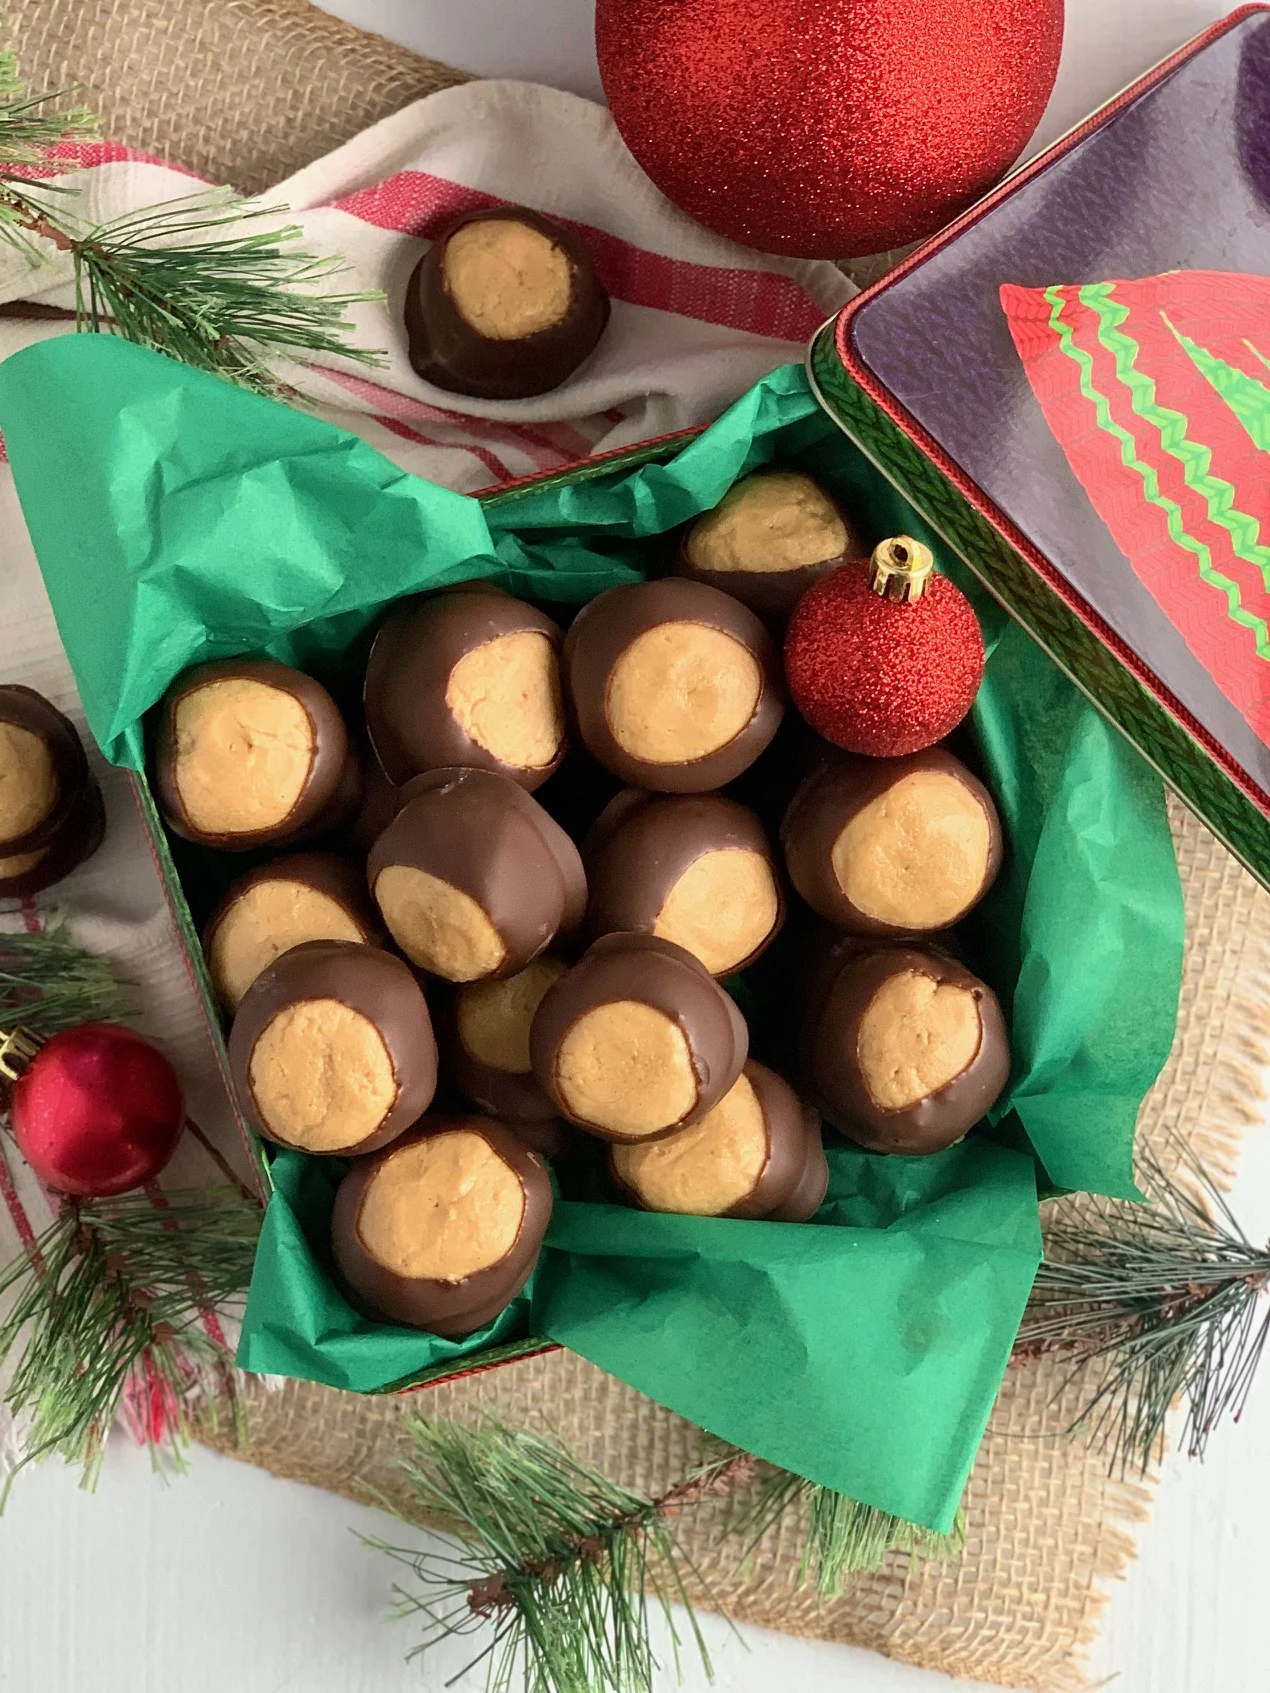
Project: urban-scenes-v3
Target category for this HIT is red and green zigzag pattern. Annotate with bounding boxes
[1002,271,1270,745]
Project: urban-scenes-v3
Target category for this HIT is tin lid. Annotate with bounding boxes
[826,8,1270,828]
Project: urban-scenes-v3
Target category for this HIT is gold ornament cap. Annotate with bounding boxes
[868,536,934,604]
[0,1026,43,1083]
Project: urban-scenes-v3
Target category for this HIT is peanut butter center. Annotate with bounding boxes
[173,679,313,835]
[373,865,507,981]
[555,1000,698,1136]
[856,971,982,1112]
[686,471,848,575]
[606,623,762,765]
[248,997,398,1151]
[208,880,366,1011]
[0,721,57,841]
[653,848,779,976]
[612,1070,768,1214]
[443,219,573,341]
[0,844,50,879]
[445,631,564,771]
[456,956,569,1072]
[832,771,992,930]
[356,1130,526,1282]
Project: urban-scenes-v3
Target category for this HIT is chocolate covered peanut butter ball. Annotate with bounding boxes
[367,768,585,983]
[678,470,861,623]
[447,955,570,1123]
[563,579,786,792]
[766,1102,830,1222]
[228,939,437,1156]
[609,1059,807,1218]
[530,933,748,1143]
[364,589,566,791]
[203,853,385,1012]
[332,1115,552,1334]
[154,659,356,851]
[405,207,610,399]
[781,748,1002,936]
[0,686,105,897]
[584,790,783,976]
[804,945,1009,1155]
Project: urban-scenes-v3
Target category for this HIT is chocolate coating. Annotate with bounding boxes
[345,745,400,855]
[0,775,105,899]
[583,789,784,975]
[0,685,92,853]
[804,946,1010,1155]
[367,768,586,981]
[227,938,437,1155]
[154,659,353,851]
[530,933,749,1142]
[444,960,567,1124]
[405,206,610,400]
[364,589,566,790]
[331,1115,552,1335]
[203,852,387,1011]
[781,748,1003,936]
[608,1058,806,1218]
[677,471,863,625]
[562,579,786,792]
[767,1103,829,1222]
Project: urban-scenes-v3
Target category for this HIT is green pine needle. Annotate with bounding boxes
[0,1187,262,1498]
[733,1470,964,1597]
[67,190,387,391]
[0,50,97,170]
[0,922,132,1035]
[1017,1137,1270,1476]
[369,1416,747,1693]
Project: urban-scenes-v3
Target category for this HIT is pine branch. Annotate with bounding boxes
[1015,1137,1270,1475]
[731,1469,964,1596]
[0,921,133,1035]
[0,51,384,392]
[0,1186,262,1497]
[0,50,96,169]
[368,1416,752,1693]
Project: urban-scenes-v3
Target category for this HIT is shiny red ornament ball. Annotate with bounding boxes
[785,563,985,756]
[596,0,1064,258]
[12,1023,184,1197]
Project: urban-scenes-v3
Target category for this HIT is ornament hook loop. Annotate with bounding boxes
[0,1026,44,1082]
[869,536,934,603]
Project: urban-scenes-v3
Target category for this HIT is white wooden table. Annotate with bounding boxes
[4,4,1268,1689]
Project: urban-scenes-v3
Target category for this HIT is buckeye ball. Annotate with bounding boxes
[203,853,385,1012]
[154,659,356,851]
[364,590,567,791]
[609,1059,808,1218]
[0,685,105,898]
[563,579,785,791]
[530,933,748,1143]
[405,206,610,399]
[804,945,1010,1155]
[446,955,570,1122]
[331,1116,553,1335]
[678,470,861,623]
[584,790,783,976]
[366,768,585,982]
[767,1102,830,1223]
[781,749,1002,936]
[228,939,437,1156]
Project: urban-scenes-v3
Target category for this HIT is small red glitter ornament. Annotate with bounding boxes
[784,537,985,757]
[596,0,1064,258]
[4,1022,184,1197]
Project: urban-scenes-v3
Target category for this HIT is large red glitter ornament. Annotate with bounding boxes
[784,538,985,757]
[596,0,1064,258]
[6,1023,184,1197]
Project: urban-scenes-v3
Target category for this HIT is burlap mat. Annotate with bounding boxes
[10,4,1270,1686]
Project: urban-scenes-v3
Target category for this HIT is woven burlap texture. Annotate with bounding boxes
[5,0,471,194]
[10,4,1269,1687]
